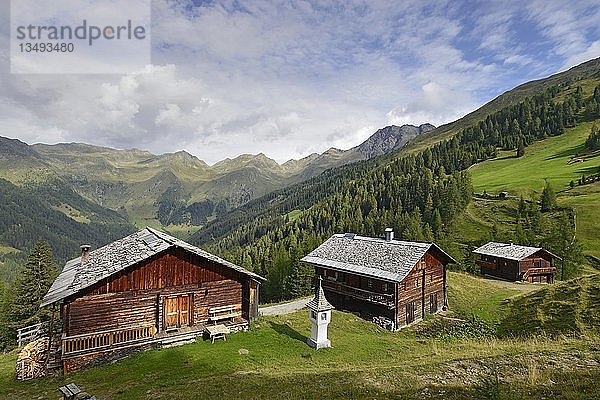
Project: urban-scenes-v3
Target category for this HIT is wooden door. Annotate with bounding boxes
[179,296,189,326]
[164,297,180,329]
[249,283,256,319]
[163,295,191,329]
[405,302,415,324]
[429,292,438,314]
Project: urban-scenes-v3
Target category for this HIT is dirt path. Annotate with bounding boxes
[259,297,311,316]
[478,275,542,293]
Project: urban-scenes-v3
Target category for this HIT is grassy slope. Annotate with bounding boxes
[470,121,600,194]
[2,273,600,399]
[469,120,600,257]
[499,275,600,338]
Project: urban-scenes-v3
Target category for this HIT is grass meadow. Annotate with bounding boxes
[1,272,600,399]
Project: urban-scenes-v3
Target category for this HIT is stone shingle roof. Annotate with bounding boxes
[306,277,333,312]
[300,233,456,283]
[473,242,561,261]
[41,227,264,307]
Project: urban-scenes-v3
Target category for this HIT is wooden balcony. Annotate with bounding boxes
[62,324,156,357]
[523,267,556,278]
[321,280,395,308]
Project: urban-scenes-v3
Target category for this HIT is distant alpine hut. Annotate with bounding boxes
[300,229,456,330]
[473,241,560,283]
[41,227,264,373]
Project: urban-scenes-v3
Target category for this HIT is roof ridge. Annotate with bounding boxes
[335,233,431,247]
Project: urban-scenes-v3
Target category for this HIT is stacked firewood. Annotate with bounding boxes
[16,337,49,380]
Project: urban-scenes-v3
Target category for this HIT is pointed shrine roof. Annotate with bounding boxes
[306,277,333,312]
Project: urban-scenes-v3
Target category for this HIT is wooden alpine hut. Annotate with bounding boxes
[40,227,264,372]
[301,229,455,330]
[473,241,559,283]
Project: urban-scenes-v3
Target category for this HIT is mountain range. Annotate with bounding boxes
[0,123,434,266]
[2,56,599,276]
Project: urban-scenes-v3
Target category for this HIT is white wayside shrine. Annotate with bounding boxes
[306,276,333,349]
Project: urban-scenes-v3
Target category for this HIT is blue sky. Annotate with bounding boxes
[1,0,599,163]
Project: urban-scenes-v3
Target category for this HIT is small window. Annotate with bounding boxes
[311,310,316,319]
[320,313,327,321]
[367,279,373,289]
[415,279,420,288]
[382,283,388,292]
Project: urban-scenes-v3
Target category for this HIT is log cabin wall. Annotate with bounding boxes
[518,255,552,274]
[315,267,396,322]
[86,248,238,294]
[66,291,157,336]
[63,248,248,337]
[192,279,242,325]
[396,251,445,328]
[316,267,393,295]
[480,256,520,281]
[424,252,445,314]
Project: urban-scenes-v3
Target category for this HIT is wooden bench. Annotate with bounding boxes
[59,383,96,400]
[59,383,80,400]
[208,305,241,324]
[204,324,231,344]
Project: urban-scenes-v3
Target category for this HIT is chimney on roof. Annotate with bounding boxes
[80,244,91,263]
[385,228,394,241]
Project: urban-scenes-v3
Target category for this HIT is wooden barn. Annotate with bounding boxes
[40,227,264,373]
[300,229,455,330]
[473,241,559,283]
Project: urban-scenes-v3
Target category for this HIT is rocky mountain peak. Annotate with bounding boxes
[356,123,435,159]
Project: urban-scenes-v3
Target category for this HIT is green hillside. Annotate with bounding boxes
[499,274,600,338]
[2,272,599,399]
[193,62,600,303]
[471,120,600,194]
[0,177,135,279]
[470,120,600,257]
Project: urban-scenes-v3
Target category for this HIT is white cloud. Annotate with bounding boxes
[561,41,600,70]
[0,0,599,164]
[386,82,476,127]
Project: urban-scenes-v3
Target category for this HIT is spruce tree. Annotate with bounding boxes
[9,239,58,330]
[431,209,443,239]
[545,212,582,280]
[284,261,314,299]
[0,278,13,349]
[516,142,525,157]
[585,122,600,151]
[540,181,556,212]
